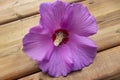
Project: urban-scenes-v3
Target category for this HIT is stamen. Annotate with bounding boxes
[52,29,69,46]
[54,32,64,46]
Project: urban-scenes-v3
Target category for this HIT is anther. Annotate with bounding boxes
[54,32,64,46]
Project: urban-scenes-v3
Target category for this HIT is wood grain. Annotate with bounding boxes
[0,0,120,25]
[0,0,83,25]
[83,0,120,23]
[0,15,120,80]
[0,0,120,80]
[91,18,120,51]
[18,46,120,80]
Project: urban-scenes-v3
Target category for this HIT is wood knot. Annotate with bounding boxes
[116,29,120,33]
[89,0,94,4]
[39,78,43,80]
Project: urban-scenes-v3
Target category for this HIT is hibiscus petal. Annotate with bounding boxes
[38,45,73,77]
[29,25,42,34]
[23,27,54,61]
[29,25,52,35]
[40,1,68,32]
[67,34,97,70]
[62,3,97,36]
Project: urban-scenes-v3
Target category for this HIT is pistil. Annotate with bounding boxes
[54,32,64,46]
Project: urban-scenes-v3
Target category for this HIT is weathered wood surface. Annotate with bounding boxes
[0,0,120,25]
[0,0,83,25]
[18,46,120,80]
[83,0,120,23]
[0,13,119,80]
[91,18,120,51]
[0,16,120,80]
[0,0,120,80]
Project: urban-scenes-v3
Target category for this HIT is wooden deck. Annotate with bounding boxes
[0,0,120,80]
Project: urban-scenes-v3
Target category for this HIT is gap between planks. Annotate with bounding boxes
[0,0,120,79]
[0,14,120,80]
[0,0,120,25]
[18,46,120,80]
[0,0,84,25]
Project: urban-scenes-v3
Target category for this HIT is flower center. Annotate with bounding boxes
[52,29,69,46]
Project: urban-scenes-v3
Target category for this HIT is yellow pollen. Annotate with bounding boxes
[54,32,64,46]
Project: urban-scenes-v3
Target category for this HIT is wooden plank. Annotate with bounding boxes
[18,46,120,80]
[83,0,120,23]
[0,0,120,25]
[0,0,82,25]
[91,18,120,51]
[0,15,120,80]
[0,0,120,80]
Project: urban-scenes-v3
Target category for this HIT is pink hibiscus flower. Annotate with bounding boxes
[23,0,98,77]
